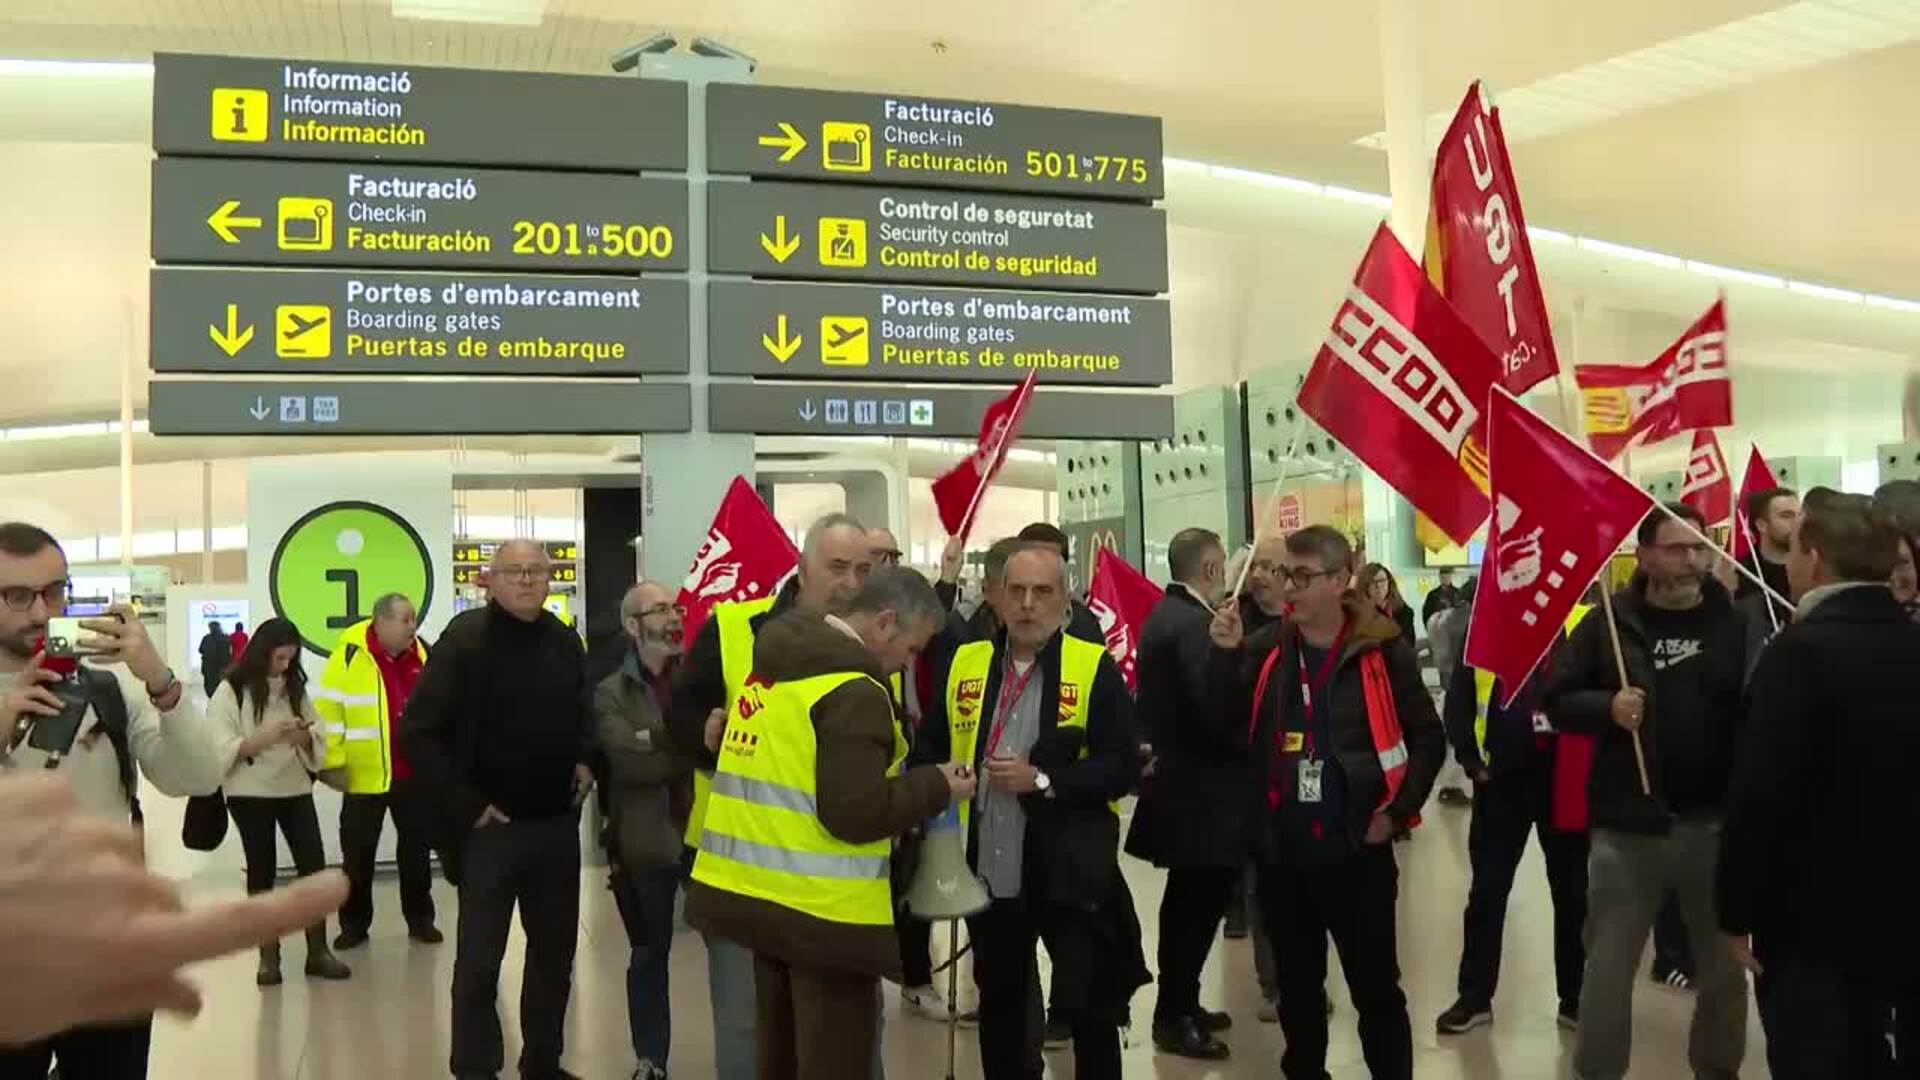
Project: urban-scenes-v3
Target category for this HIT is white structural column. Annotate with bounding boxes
[1377,0,1430,258]
[119,299,136,568]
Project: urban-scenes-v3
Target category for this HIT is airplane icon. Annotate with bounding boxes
[819,315,870,366]
[275,304,332,359]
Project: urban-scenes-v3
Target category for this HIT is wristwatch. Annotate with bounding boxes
[145,668,180,702]
[1034,769,1053,797]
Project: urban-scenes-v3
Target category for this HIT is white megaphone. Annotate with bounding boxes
[905,804,990,920]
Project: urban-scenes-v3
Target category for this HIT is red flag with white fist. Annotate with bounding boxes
[1680,429,1733,528]
[676,476,799,645]
[1576,299,1732,461]
[1086,547,1162,691]
[1297,223,1505,544]
[1465,388,1655,707]
[931,371,1038,542]
[1426,81,1560,395]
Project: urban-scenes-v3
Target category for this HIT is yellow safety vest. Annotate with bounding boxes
[1471,603,1594,765]
[314,620,429,795]
[691,669,906,926]
[686,596,780,850]
[945,634,1107,833]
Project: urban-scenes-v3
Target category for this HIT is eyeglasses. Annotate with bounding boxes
[636,602,685,619]
[495,565,549,582]
[1279,567,1338,588]
[874,549,904,566]
[1,579,70,612]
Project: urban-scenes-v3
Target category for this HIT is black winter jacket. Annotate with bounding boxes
[1126,585,1254,870]
[1716,585,1920,987]
[1544,576,1750,833]
[1206,600,1445,853]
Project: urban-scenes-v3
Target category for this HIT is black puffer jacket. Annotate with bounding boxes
[1544,576,1751,833]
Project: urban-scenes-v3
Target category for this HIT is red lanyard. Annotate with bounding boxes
[1286,621,1347,760]
[982,658,1039,759]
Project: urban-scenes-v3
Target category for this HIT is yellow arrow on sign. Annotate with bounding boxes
[208,303,255,356]
[757,122,808,163]
[206,199,263,244]
[761,314,802,363]
[760,215,800,263]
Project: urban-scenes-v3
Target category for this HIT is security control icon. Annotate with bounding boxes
[818,217,867,268]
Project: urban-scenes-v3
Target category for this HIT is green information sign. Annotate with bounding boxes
[269,500,434,656]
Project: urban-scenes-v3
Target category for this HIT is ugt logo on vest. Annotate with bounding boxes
[954,677,985,729]
[1491,495,1580,628]
[1057,682,1080,722]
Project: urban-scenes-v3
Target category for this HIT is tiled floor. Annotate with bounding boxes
[148,799,1771,1078]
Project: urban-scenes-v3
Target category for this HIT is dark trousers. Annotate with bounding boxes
[1154,866,1237,1023]
[611,861,683,1067]
[1455,770,1589,1009]
[450,815,581,1077]
[227,793,327,893]
[0,1018,151,1080]
[968,897,1120,1080]
[1259,845,1413,1080]
[1653,891,1694,979]
[752,951,879,1080]
[896,911,933,988]
[1756,947,1919,1080]
[339,781,445,934]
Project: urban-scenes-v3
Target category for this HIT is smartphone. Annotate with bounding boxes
[42,616,87,659]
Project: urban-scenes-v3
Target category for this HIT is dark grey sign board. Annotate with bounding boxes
[152,158,689,272]
[707,383,1171,440]
[708,281,1168,386]
[151,268,689,376]
[149,380,691,435]
[709,181,1166,294]
[706,83,1162,200]
[153,53,688,170]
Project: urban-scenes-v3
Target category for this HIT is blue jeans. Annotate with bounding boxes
[613,862,683,1067]
[706,931,758,1080]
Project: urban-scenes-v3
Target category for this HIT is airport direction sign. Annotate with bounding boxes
[708,281,1169,386]
[151,268,689,376]
[706,83,1163,200]
[153,53,688,170]
[707,384,1172,440]
[151,158,689,272]
[708,181,1167,294]
[148,380,691,436]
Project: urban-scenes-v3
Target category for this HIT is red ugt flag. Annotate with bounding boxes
[1426,81,1560,394]
[1730,445,1781,562]
[1576,299,1732,460]
[932,371,1037,541]
[1085,547,1163,691]
[1298,223,1504,545]
[1680,429,1733,528]
[1465,388,1655,707]
[676,476,800,644]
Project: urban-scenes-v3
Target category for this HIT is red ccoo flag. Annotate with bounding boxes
[1465,387,1655,708]
[1730,444,1781,562]
[1680,429,1733,528]
[1298,223,1504,545]
[1576,299,1732,461]
[676,476,800,644]
[1085,546,1163,691]
[932,371,1038,541]
[1426,81,1560,394]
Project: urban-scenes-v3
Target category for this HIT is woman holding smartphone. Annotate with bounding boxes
[208,617,352,986]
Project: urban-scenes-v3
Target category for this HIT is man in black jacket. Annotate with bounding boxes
[1718,489,1920,1078]
[1545,503,1750,1080]
[1206,525,1444,1080]
[401,541,595,1080]
[1737,485,1798,628]
[1016,522,1105,643]
[1435,609,1590,1036]
[1126,527,1236,1060]
[914,542,1145,1080]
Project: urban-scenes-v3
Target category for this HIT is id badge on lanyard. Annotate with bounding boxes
[1292,628,1344,806]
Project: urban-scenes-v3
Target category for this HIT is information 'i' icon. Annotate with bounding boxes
[211,88,268,142]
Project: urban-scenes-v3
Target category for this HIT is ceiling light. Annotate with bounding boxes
[0,59,152,77]
[392,0,546,26]
[1684,260,1785,288]
[1209,165,1320,194]
[1163,157,1208,174]
[1786,280,1864,303]
[1320,185,1392,209]
[1525,226,1575,245]
[1864,293,1920,314]
[1576,236,1684,269]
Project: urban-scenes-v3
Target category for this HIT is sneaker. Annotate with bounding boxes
[1557,1000,1579,1031]
[1435,1000,1492,1035]
[409,923,445,944]
[1150,1016,1230,1060]
[1436,785,1472,807]
[1653,968,1694,991]
[332,929,369,951]
[1256,999,1278,1024]
[1192,1008,1232,1032]
[1043,1012,1072,1049]
[631,1062,668,1080]
[901,983,946,1020]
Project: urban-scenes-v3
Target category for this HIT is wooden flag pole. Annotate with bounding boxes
[1555,316,1651,794]
[1228,409,1310,601]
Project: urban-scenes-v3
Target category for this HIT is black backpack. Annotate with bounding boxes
[75,668,143,824]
